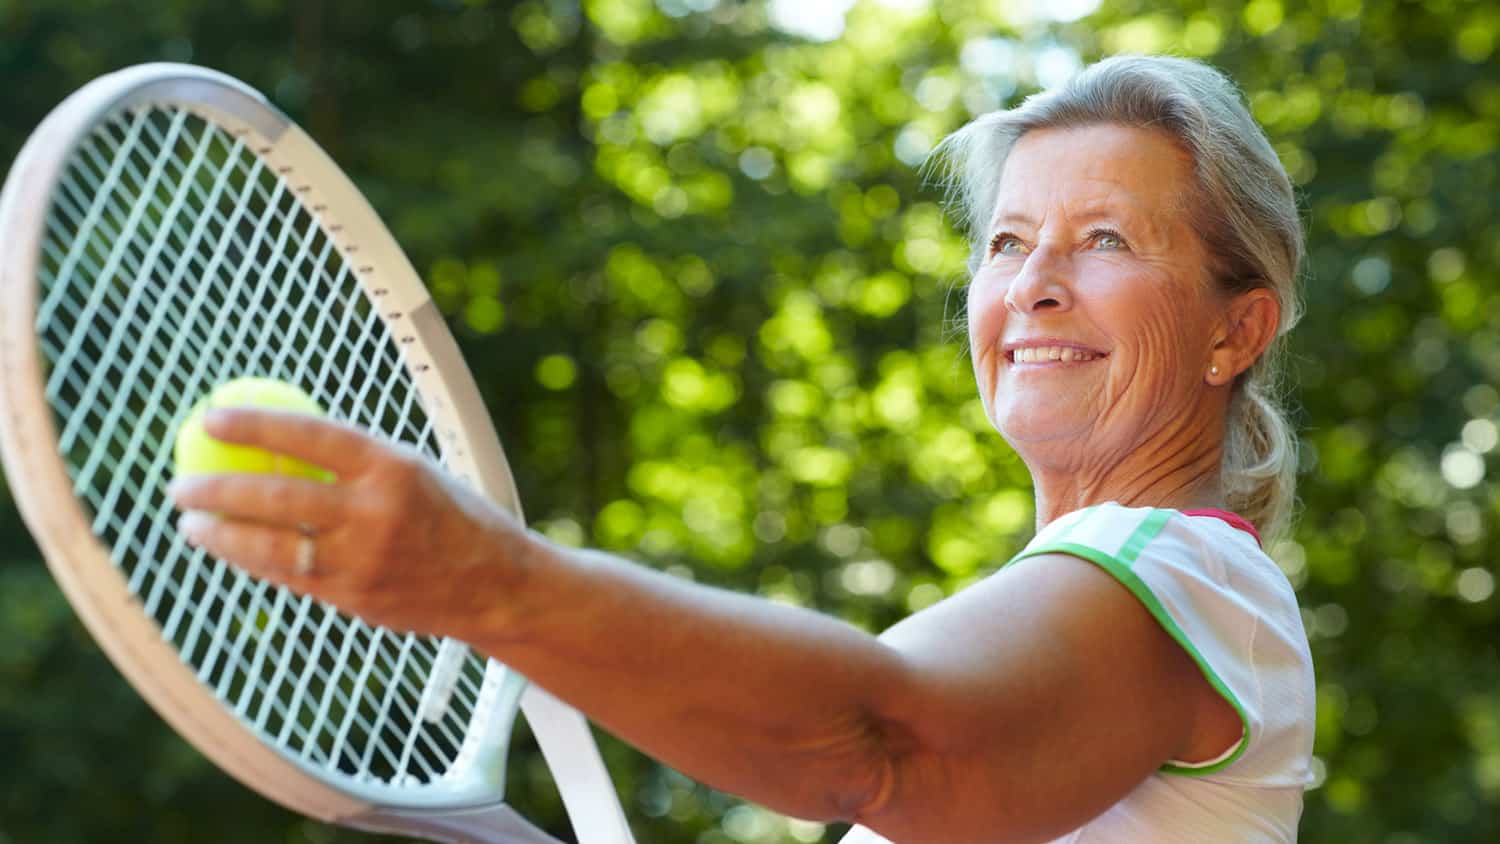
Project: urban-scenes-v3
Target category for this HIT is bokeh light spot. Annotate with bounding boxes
[1456,567,1495,603]
[1441,447,1485,489]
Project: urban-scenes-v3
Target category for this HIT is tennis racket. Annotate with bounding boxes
[0,63,634,843]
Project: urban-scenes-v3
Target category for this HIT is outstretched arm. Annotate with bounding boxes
[491,538,1231,842]
[170,409,1233,842]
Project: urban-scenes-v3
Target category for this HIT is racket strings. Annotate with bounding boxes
[39,104,493,787]
[100,111,431,448]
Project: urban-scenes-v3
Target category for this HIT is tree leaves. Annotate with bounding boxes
[2,0,1498,841]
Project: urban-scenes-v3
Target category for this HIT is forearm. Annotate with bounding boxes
[458,531,913,821]
[170,409,1214,840]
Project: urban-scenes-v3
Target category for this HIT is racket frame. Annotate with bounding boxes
[0,63,631,843]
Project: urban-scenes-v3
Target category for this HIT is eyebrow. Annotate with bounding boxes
[988,204,1165,240]
[988,211,1036,230]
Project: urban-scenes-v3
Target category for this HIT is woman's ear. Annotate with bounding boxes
[1207,288,1280,386]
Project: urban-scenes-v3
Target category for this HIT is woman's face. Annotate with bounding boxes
[967,124,1225,462]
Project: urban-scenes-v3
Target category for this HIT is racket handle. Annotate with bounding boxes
[353,799,565,844]
[522,684,637,844]
[419,638,468,723]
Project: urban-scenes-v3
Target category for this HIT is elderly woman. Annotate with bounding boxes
[170,55,1315,842]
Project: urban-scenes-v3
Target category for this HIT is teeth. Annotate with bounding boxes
[1011,345,1098,363]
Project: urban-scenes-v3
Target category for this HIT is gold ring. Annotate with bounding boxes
[295,534,316,576]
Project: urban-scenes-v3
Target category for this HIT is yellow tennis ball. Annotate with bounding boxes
[173,377,335,482]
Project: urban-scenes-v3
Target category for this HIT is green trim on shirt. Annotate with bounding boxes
[1119,508,1172,563]
[1008,510,1251,777]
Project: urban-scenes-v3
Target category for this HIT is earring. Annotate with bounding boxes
[1209,364,1221,377]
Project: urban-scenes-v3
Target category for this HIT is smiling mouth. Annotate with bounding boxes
[1007,345,1105,364]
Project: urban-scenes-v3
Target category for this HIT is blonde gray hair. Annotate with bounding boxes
[934,55,1302,542]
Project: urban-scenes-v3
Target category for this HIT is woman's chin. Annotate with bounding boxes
[991,405,1094,450]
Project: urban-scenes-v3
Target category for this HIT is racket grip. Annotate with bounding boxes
[418,638,468,723]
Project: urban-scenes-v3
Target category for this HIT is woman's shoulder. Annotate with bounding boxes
[1024,503,1263,568]
[1024,502,1302,629]
[1029,502,1274,570]
[1017,501,1316,787]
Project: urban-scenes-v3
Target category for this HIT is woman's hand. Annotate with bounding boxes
[166,407,530,639]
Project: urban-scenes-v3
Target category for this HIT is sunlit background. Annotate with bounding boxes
[2,0,1498,841]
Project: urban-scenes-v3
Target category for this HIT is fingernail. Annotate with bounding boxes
[178,511,210,544]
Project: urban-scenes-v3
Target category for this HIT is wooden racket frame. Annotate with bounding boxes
[0,64,632,843]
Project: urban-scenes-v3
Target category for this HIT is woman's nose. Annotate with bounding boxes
[1003,248,1073,315]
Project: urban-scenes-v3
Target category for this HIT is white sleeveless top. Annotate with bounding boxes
[841,503,1316,843]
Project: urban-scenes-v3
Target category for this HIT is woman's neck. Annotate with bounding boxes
[1024,412,1228,530]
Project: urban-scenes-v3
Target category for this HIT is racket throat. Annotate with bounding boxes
[351,801,567,844]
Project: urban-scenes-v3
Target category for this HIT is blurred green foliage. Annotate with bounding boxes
[2,0,1498,841]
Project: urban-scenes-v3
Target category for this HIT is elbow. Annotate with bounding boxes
[826,653,933,824]
[837,737,901,822]
[789,646,931,823]
[816,712,915,824]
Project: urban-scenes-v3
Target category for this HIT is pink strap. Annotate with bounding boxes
[1181,508,1261,547]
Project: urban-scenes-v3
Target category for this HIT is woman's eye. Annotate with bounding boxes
[990,234,1024,255]
[1091,230,1125,250]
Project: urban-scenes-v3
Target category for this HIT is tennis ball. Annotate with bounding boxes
[173,377,335,482]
